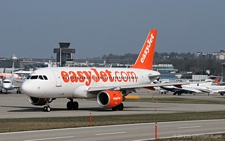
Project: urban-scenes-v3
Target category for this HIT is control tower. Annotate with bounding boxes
[53,42,75,66]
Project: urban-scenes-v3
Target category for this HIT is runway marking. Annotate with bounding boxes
[1,119,225,135]
[24,136,74,141]
[95,131,126,136]
[178,126,202,129]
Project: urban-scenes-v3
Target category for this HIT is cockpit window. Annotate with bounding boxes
[38,75,44,80]
[30,75,38,79]
[43,75,48,80]
[27,75,48,80]
[3,80,11,83]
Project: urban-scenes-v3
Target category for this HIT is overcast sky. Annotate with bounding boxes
[1,1,225,59]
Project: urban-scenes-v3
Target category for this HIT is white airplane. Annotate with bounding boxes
[0,78,22,94]
[0,55,23,94]
[160,78,220,95]
[204,85,225,96]
[22,29,188,112]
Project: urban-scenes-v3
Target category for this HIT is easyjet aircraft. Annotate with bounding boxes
[22,29,187,112]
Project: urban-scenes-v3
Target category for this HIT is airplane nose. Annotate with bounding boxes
[22,81,31,94]
[3,84,10,89]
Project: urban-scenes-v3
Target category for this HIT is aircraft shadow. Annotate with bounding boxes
[2,105,171,113]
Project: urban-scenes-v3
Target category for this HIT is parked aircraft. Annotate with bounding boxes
[203,85,225,96]
[22,29,188,112]
[159,78,221,95]
[0,55,24,94]
[0,78,22,94]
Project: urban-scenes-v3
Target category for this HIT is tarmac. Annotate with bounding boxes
[0,89,225,119]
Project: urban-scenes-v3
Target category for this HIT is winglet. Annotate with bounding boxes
[132,29,158,70]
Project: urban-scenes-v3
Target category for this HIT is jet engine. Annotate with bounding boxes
[29,97,48,106]
[97,90,123,108]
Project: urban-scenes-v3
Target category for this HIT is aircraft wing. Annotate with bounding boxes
[87,82,189,92]
[194,87,214,93]
[12,78,25,89]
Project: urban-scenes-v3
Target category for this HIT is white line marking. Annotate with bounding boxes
[24,136,74,141]
[178,126,202,129]
[95,132,126,136]
[1,119,225,135]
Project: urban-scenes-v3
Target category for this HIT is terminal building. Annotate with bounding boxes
[152,64,178,73]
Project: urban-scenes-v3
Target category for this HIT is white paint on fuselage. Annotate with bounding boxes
[22,67,160,98]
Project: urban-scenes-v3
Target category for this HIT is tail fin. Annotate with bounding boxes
[132,29,157,70]
[215,77,221,85]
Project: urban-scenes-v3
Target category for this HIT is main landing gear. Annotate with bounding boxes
[16,89,21,94]
[67,98,79,110]
[112,103,124,111]
[173,92,182,96]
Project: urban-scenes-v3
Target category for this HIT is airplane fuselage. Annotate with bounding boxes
[22,67,160,98]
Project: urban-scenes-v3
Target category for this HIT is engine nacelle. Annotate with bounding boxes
[29,97,47,106]
[97,90,123,108]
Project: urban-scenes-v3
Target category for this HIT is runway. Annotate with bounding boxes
[0,89,225,119]
[1,119,225,141]
[1,89,225,140]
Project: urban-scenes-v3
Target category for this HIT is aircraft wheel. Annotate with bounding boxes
[46,106,51,112]
[43,106,51,112]
[72,101,79,110]
[112,106,117,111]
[117,103,124,111]
[67,101,73,110]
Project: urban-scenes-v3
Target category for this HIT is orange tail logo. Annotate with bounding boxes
[132,29,157,70]
[215,77,221,85]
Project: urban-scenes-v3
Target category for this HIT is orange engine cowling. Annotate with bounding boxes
[29,97,47,106]
[97,90,123,108]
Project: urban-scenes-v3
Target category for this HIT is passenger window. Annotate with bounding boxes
[38,75,44,80]
[43,75,48,80]
[30,75,38,79]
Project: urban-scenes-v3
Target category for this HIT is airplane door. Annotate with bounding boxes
[137,71,143,84]
[52,70,62,87]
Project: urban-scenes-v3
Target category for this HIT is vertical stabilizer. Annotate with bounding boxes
[132,29,157,70]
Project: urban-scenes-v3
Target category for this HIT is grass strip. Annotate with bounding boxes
[159,133,225,141]
[0,111,225,133]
